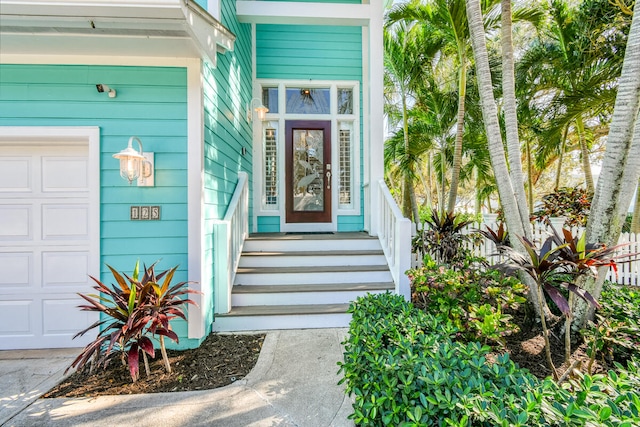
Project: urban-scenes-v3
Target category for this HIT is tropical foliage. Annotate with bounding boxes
[68,262,198,382]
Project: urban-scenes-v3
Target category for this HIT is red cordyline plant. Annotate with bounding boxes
[67,261,198,382]
[490,225,631,379]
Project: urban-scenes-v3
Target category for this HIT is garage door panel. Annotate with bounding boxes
[0,157,31,192]
[0,139,97,350]
[42,204,89,240]
[42,156,89,192]
[0,205,32,239]
[42,251,90,286]
[0,300,33,334]
[42,298,93,336]
[0,252,32,286]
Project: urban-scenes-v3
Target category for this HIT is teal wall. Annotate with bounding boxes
[256,25,362,80]
[202,0,254,328]
[256,23,365,231]
[0,63,192,343]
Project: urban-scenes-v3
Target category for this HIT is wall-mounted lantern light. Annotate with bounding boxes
[247,98,268,122]
[112,136,154,186]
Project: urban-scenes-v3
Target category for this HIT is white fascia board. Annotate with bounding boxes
[0,0,235,62]
[236,1,371,26]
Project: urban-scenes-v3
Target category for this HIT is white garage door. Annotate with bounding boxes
[0,143,98,350]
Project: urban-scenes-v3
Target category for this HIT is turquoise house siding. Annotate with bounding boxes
[202,0,254,326]
[0,63,192,344]
[256,25,362,80]
[256,23,365,232]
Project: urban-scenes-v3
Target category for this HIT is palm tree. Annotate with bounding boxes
[501,0,531,228]
[516,0,629,194]
[576,4,640,329]
[388,0,471,214]
[383,23,426,221]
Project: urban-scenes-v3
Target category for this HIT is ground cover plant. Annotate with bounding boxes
[339,293,640,426]
[408,258,527,346]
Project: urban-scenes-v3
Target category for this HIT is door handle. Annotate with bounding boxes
[326,171,331,190]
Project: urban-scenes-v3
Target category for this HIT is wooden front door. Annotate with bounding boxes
[285,120,332,223]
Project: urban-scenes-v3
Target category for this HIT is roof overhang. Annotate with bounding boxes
[236,1,372,26]
[0,0,235,66]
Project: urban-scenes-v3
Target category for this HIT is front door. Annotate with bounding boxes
[285,120,332,223]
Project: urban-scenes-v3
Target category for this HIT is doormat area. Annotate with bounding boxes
[285,232,335,235]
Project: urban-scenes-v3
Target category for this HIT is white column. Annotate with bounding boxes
[368,0,384,236]
[187,59,206,340]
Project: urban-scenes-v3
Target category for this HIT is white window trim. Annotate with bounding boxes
[252,79,361,232]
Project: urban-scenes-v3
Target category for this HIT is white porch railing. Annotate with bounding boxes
[378,179,412,299]
[213,171,249,314]
[411,219,640,287]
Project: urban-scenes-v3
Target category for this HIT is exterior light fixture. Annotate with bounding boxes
[247,98,268,122]
[112,136,154,186]
[96,84,116,98]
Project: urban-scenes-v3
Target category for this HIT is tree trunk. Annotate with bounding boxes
[526,139,534,213]
[577,10,640,328]
[465,0,544,314]
[632,178,640,233]
[554,126,568,189]
[447,56,467,213]
[501,0,531,230]
[401,93,413,220]
[576,116,595,194]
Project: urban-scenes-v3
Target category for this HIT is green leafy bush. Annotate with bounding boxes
[531,187,591,227]
[583,283,640,367]
[408,262,527,346]
[412,212,478,269]
[338,293,640,426]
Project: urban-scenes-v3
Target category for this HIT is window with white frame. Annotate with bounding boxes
[339,122,353,209]
[263,126,278,209]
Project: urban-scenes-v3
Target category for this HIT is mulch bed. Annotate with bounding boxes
[498,311,608,379]
[44,333,265,398]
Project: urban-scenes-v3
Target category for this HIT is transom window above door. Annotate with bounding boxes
[261,86,354,116]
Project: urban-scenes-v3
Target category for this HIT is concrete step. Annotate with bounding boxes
[211,304,352,332]
[238,250,386,268]
[234,265,393,286]
[231,282,394,306]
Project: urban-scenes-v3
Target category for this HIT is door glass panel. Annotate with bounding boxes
[286,88,330,114]
[292,129,324,212]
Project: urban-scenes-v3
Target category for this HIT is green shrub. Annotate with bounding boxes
[339,293,640,426]
[583,283,640,366]
[408,262,527,346]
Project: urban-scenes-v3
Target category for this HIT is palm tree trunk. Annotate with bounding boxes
[555,126,569,189]
[447,57,467,213]
[632,178,640,233]
[401,93,413,220]
[578,10,640,328]
[501,0,531,232]
[526,139,534,213]
[576,116,595,194]
[465,0,545,314]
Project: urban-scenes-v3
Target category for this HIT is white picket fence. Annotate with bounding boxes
[411,220,640,286]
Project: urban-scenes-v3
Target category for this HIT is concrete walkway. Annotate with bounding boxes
[1,329,354,427]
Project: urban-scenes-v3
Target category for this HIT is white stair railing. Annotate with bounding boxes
[213,171,249,314]
[377,179,412,299]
